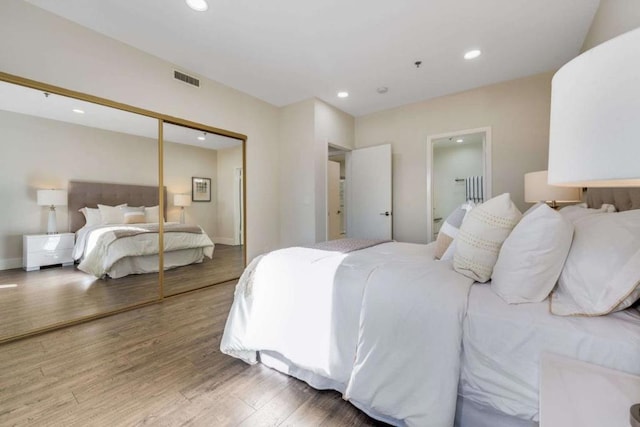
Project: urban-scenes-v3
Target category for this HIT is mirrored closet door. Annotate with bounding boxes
[0,78,161,341]
[161,122,245,296]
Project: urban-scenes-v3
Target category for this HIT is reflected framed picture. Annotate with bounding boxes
[192,177,211,202]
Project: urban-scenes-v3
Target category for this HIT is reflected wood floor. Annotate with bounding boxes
[0,245,244,340]
[0,281,386,426]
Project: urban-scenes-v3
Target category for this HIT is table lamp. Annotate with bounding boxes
[174,194,192,224]
[524,170,581,209]
[37,189,67,234]
[547,27,640,427]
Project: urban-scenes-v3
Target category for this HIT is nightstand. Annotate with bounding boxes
[23,233,75,271]
[540,353,640,427]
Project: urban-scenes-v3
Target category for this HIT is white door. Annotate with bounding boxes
[347,144,392,240]
[327,160,342,240]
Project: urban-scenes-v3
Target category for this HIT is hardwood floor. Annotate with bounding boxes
[0,281,386,426]
[0,245,244,341]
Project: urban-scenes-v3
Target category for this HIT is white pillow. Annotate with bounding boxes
[145,205,161,223]
[491,203,574,304]
[98,204,127,224]
[121,206,146,224]
[551,209,640,316]
[79,207,101,227]
[559,202,616,222]
[453,193,522,282]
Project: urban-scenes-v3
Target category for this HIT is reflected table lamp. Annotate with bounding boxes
[174,194,192,224]
[547,27,640,426]
[37,189,67,234]
[524,170,581,209]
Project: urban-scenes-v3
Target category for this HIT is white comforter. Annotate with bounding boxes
[75,223,214,278]
[221,242,473,426]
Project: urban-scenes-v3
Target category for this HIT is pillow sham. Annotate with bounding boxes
[491,203,574,304]
[98,204,127,224]
[121,206,146,224]
[145,205,161,223]
[453,193,522,282]
[434,202,474,259]
[551,209,640,316]
[78,207,101,227]
[559,202,616,222]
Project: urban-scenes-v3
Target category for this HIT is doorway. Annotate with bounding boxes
[328,145,348,240]
[426,127,492,242]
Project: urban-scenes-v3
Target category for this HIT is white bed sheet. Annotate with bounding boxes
[460,283,640,422]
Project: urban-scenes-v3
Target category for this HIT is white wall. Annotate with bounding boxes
[314,99,355,242]
[582,0,640,51]
[0,0,280,260]
[0,110,222,269]
[216,145,243,244]
[433,142,483,233]
[355,72,553,244]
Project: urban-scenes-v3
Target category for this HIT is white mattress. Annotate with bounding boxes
[460,283,640,422]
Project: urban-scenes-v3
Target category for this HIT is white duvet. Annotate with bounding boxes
[221,242,473,426]
[75,223,214,278]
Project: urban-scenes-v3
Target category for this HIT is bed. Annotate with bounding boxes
[69,181,214,279]
[220,188,640,427]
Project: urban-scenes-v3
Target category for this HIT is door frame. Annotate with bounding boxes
[426,127,492,242]
[326,143,351,241]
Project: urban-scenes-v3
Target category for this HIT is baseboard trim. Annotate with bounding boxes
[213,237,238,246]
[0,258,22,271]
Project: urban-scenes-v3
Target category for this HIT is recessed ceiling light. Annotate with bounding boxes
[186,0,208,12]
[337,91,349,98]
[197,133,206,141]
[72,109,85,114]
[464,49,482,60]
[456,138,464,143]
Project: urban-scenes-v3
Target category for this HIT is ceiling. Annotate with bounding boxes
[0,80,241,149]
[25,0,600,116]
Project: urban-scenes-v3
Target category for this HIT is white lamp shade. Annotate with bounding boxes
[525,171,581,203]
[548,27,640,187]
[37,189,67,206]
[174,194,192,207]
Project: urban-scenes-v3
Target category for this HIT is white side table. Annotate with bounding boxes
[23,233,75,271]
[540,353,640,427]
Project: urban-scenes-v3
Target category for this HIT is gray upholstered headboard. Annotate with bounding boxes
[586,187,640,212]
[68,181,167,232]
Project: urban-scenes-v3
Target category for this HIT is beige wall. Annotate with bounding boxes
[355,72,553,244]
[216,145,243,244]
[582,0,640,51]
[0,0,280,260]
[0,110,223,269]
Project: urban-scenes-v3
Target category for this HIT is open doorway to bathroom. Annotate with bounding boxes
[426,127,492,242]
[328,144,348,240]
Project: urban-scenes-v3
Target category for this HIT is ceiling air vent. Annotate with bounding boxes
[174,70,200,88]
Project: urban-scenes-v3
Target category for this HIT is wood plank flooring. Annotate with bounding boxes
[0,280,386,426]
[0,245,244,341]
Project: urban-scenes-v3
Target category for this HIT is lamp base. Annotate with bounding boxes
[47,206,58,234]
[179,207,185,224]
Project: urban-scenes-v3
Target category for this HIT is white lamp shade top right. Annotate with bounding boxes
[37,189,67,206]
[174,194,192,207]
[548,27,640,187]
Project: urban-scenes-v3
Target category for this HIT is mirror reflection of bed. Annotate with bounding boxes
[0,78,245,341]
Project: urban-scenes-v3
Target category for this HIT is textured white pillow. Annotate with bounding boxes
[454,193,522,282]
[98,204,127,224]
[551,209,640,316]
[79,207,101,227]
[145,205,161,223]
[121,206,146,224]
[491,203,574,303]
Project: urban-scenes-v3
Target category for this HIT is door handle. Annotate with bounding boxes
[379,211,391,216]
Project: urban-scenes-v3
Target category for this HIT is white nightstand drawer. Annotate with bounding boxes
[24,234,74,252]
[25,249,74,268]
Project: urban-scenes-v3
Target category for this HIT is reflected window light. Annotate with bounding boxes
[0,284,18,289]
